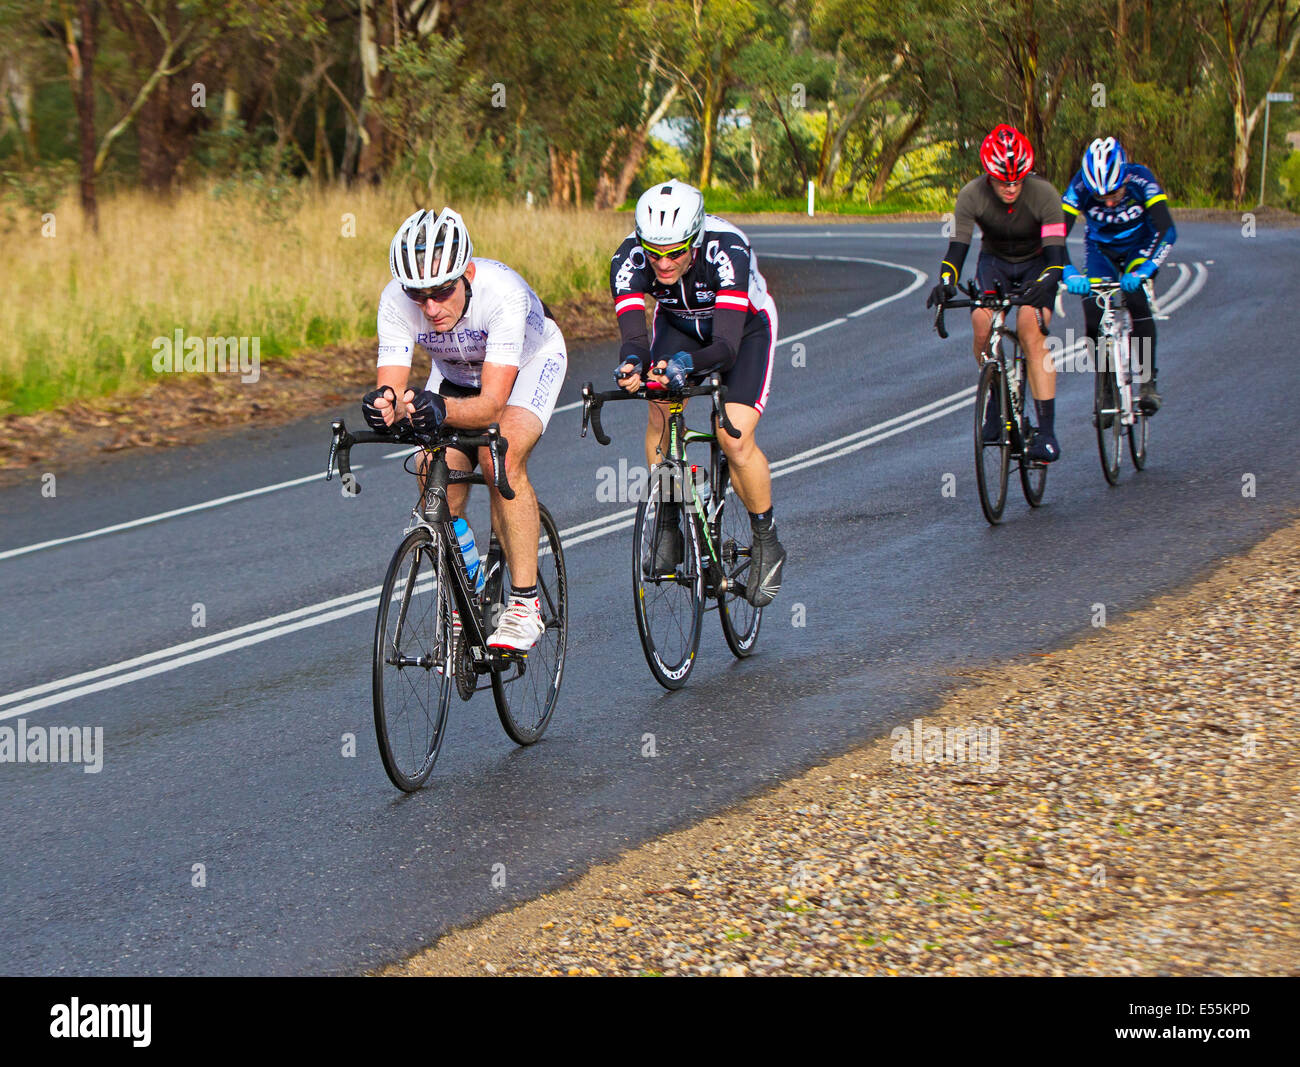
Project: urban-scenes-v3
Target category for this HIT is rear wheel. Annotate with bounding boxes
[491,503,567,744]
[633,467,704,689]
[1095,342,1122,485]
[373,528,454,791]
[1128,411,1149,469]
[975,359,1010,525]
[713,456,761,658]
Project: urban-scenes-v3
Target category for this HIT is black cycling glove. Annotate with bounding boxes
[407,389,447,435]
[362,386,396,432]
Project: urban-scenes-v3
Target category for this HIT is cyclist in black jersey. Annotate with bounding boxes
[926,125,1072,463]
[610,179,785,607]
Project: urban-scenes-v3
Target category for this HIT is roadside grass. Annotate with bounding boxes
[0,183,628,416]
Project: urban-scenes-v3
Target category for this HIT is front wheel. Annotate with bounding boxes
[373,527,454,791]
[1018,354,1048,508]
[490,503,567,744]
[1095,347,1123,486]
[713,456,762,658]
[975,359,1010,525]
[1128,409,1149,469]
[633,470,704,689]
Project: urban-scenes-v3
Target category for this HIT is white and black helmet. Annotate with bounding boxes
[389,207,473,287]
[635,179,705,249]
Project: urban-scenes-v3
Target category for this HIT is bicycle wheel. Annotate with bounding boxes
[632,469,704,689]
[1128,411,1149,469]
[1095,344,1122,486]
[975,359,1010,524]
[713,456,761,658]
[491,503,567,744]
[373,527,454,791]
[1017,353,1048,507]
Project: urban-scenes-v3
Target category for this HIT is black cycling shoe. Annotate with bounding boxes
[746,524,786,607]
[1026,430,1061,463]
[645,503,684,576]
[1138,379,1162,415]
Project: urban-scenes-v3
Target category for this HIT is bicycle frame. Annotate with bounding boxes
[1093,286,1138,429]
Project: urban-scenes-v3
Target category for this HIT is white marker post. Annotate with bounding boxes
[807,180,815,217]
[1260,92,1293,207]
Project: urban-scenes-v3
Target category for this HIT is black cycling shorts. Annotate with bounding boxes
[650,302,778,414]
[975,252,1053,308]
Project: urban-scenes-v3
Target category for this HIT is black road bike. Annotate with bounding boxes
[581,375,759,690]
[935,281,1050,525]
[326,419,567,790]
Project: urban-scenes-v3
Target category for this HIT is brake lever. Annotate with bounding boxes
[486,425,516,500]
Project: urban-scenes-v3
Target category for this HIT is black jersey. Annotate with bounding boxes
[610,215,772,374]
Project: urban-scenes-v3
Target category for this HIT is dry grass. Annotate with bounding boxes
[0,183,629,415]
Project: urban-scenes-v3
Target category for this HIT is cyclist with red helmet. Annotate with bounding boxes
[927,124,1071,462]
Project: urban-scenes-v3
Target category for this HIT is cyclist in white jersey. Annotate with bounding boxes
[363,207,568,652]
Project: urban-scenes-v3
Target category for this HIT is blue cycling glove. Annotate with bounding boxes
[1062,265,1091,296]
[655,351,695,391]
[1121,262,1154,293]
[614,355,643,382]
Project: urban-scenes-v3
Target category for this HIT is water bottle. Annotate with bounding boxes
[453,517,485,596]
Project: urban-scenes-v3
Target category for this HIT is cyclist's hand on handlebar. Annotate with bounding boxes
[614,356,643,392]
[362,385,398,431]
[650,351,694,391]
[1019,274,1058,309]
[403,388,446,435]
[1120,266,1153,293]
[926,281,957,309]
[1062,266,1091,296]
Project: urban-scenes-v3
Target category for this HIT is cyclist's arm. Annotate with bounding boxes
[440,362,517,428]
[614,295,652,369]
[938,180,979,283]
[1030,178,1068,282]
[1143,198,1177,268]
[671,306,746,375]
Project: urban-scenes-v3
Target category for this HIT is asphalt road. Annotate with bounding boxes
[1,221,1296,975]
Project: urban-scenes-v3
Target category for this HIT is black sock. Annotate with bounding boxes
[749,507,774,532]
[510,584,537,600]
[1034,397,1055,436]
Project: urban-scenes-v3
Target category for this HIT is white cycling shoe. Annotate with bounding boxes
[488,597,545,653]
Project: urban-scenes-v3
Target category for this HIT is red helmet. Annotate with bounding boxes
[980,124,1034,182]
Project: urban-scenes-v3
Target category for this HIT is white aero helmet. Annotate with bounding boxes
[635,179,705,249]
[389,207,473,287]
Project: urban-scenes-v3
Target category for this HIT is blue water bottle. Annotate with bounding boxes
[453,517,485,596]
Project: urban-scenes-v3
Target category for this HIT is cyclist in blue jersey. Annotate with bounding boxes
[1059,137,1176,414]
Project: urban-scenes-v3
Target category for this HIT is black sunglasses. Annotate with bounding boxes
[403,279,460,303]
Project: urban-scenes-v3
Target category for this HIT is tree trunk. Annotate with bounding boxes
[868,107,927,202]
[76,0,99,232]
[593,81,678,210]
[357,0,390,184]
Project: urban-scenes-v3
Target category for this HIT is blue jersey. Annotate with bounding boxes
[1062,163,1169,249]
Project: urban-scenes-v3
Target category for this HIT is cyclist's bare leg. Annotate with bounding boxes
[480,405,541,590]
[643,396,679,471]
[718,403,771,514]
[1018,305,1055,400]
[971,308,994,363]
[444,449,473,517]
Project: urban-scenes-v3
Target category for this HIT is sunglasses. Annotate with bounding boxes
[991,178,1024,189]
[403,279,460,303]
[641,240,694,262]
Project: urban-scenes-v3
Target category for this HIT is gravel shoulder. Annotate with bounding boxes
[382,516,1300,977]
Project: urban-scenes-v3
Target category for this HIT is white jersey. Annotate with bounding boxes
[376,257,558,391]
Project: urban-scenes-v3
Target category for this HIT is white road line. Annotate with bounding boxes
[2,263,1206,716]
[0,468,363,563]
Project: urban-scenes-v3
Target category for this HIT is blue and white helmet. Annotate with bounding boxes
[1081,137,1129,195]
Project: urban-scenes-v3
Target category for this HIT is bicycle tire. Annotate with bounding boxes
[1095,342,1122,486]
[975,359,1010,524]
[713,456,761,658]
[1128,412,1149,469]
[632,470,704,689]
[373,527,454,791]
[1016,347,1048,507]
[491,503,567,744]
